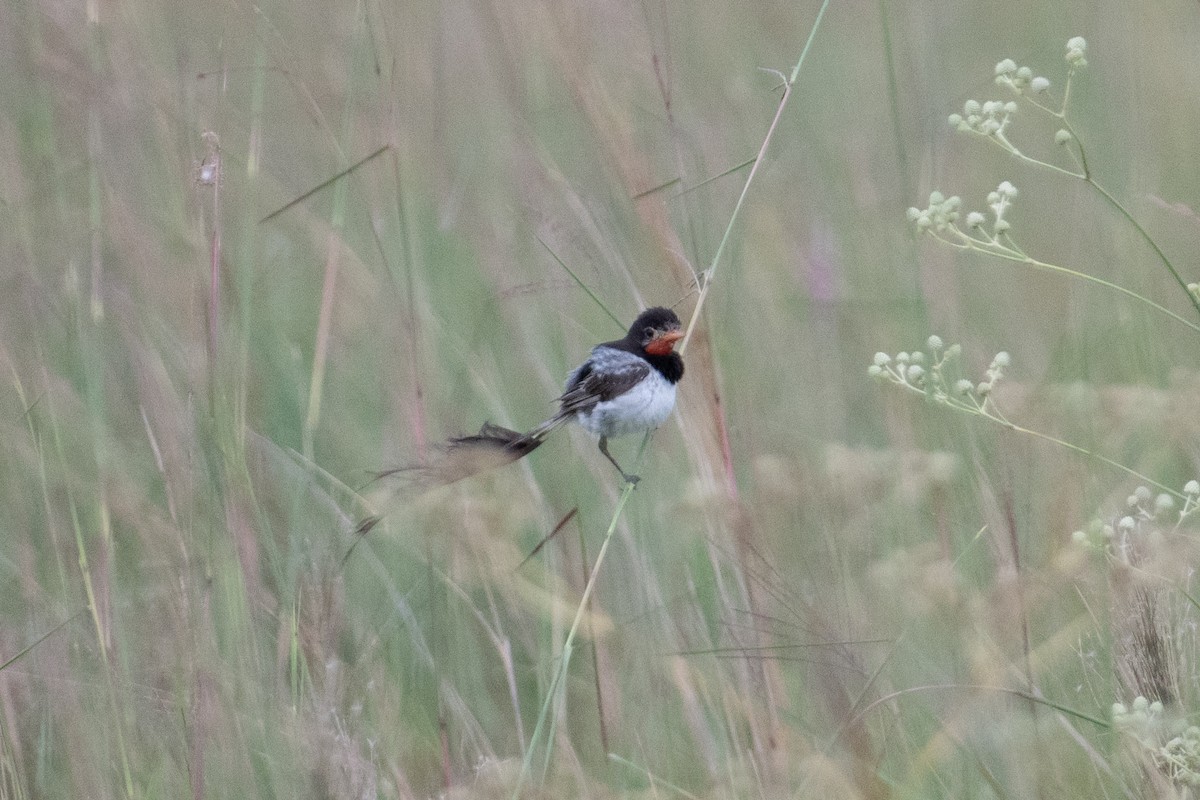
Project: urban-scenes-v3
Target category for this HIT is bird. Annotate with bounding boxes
[349,307,685,539]
[432,306,685,486]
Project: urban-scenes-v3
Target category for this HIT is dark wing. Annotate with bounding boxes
[557,356,650,416]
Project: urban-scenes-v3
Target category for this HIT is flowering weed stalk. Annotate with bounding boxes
[907,184,1200,333]
[1071,481,1200,555]
[869,336,1010,422]
[949,37,1089,179]
[916,36,1200,320]
[869,338,1187,501]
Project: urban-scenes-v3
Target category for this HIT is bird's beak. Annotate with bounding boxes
[645,329,684,356]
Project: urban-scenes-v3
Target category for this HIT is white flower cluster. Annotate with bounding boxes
[1071,481,1200,549]
[1125,484,1178,519]
[906,191,960,234]
[1160,726,1200,787]
[1113,695,1166,749]
[869,337,1010,417]
[985,182,1018,234]
[944,37,1088,160]
[949,98,1018,138]
[907,182,1021,243]
[994,58,1051,96]
[975,350,1011,398]
[1065,36,1088,69]
[1114,696,1200,788]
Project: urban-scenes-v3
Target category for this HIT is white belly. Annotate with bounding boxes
[574,371,677,438]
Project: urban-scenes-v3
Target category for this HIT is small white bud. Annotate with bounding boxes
[927,335,944,351]
[1185,480,1199,495]
[1066,37,1088,67]
[954,379,974,395]
[1054,129,1072,145]
[1118,516,1136,532]
[994,58,1017,76]
[1031,76,1050,93]
[1155,494,1176,514]
[1135,486,1152,502]
[992,352,1011,368]
[966,211,986,228]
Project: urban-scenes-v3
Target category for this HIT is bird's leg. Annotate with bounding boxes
[598,437,640,485]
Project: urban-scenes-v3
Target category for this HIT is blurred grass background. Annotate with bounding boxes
[4,0,1200,797]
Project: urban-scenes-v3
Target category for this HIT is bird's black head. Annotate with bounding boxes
[628,307,683,355]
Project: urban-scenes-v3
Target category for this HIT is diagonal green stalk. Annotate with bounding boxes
[0,611,84,673]
[930,230,1200,334]
[607,753,703,799]
[1003,142,1200,319]
[492,6,841,794]
[511,6,830,796]
[513,5,832,794]
[512,436,647,798]
[846,683,1109,732]
[679,0,830,353]
[881,362,1186,501]
[536,234,623,328]
[1085,177,1200,318]
[999,420,1184,501]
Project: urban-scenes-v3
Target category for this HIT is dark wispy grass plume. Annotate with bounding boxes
[390,421,543,486]
[353,422,542,535]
